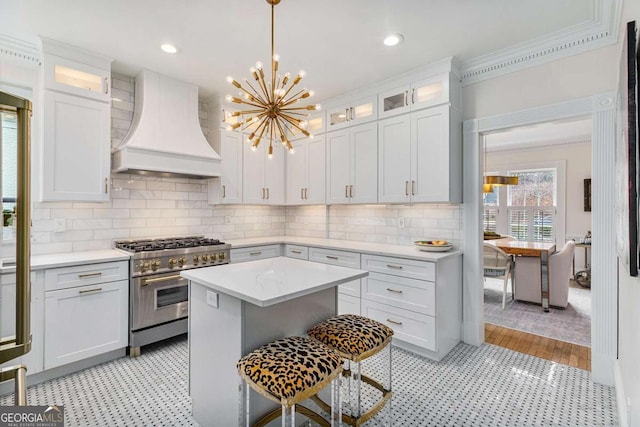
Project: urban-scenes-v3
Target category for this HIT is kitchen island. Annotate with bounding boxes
[182,256,368,426]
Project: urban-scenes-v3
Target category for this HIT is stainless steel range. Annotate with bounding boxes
[114,236,231,356]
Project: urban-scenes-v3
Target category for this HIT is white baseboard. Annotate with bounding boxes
[614,359,629,427]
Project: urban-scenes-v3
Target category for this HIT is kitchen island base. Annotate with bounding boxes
[189,282,337,426]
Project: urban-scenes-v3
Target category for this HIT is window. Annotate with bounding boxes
[1,111,17,240]
[484,166,561,243]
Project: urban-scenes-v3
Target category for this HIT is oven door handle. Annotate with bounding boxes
[142,274,185,286]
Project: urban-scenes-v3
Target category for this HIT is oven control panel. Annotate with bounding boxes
[130,246,231,277]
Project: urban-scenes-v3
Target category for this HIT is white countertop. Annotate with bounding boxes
[0,249,130,274]
[226,236,462,261]
[182,256,368,307]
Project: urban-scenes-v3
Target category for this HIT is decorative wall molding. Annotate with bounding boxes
[461,0,623,86]
[0,34,41,68]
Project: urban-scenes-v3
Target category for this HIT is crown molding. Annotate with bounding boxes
[0,33,41,68]
[461,0,622,86]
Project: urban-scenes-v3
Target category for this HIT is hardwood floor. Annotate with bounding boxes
[485,323,591,371]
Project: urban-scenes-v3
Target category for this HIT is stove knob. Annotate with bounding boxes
[178,256,187,266]
[210,253,218,262]
[140,262,150,273]
[201,254,210,262]
[218,252,226,261]
[168,258,177,268]
[193,255,200,264]
[153,260,161,268]
[150,260,158,271]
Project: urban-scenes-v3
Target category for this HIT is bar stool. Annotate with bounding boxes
[307,315,394,426]
[237,336,343,427]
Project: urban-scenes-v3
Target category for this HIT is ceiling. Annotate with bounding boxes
[0,0,597,101]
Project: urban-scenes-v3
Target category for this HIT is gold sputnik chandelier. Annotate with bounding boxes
[225,0,320,159]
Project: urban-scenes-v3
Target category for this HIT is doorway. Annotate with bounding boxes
[462,93,618,385]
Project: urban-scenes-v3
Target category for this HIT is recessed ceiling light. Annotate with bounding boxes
[383,34,404,47]
[160,43,180,54]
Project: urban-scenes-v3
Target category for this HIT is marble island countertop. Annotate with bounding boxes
[182,256,368,307]
[225,236,462,261]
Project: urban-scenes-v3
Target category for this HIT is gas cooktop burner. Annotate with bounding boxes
[115,236,225,253]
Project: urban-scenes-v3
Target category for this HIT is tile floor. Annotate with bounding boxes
[0,336,617,426]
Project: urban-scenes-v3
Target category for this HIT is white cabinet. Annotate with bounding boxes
[325,95,377,131]
[326,122,378,204]
[231,245,282,263]
[40,40,112,202]
[43,261,128,369]
[360,253,461,361]
[308,246,361,315]
[242,143,285,205]
[378,105,461,203]
[209,130,243,204]
[286,136,326,205]
[378,73,451,119]
[307,110,326,136]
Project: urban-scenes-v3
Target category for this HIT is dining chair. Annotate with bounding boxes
[483,243,514,309]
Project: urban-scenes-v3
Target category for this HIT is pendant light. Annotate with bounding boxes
[483,141,518,193]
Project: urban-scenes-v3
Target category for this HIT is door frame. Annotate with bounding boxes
[462,93,617,386]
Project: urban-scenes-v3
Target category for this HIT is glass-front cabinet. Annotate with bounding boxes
[325,95,377,131]
[378,73,450,119]
[43,56,111,102]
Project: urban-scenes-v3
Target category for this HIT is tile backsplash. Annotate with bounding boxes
[15,72,463,256]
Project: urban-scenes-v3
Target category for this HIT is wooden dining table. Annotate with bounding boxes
[490,241,557,312]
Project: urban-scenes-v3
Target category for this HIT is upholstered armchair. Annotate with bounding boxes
[513,240,576,308]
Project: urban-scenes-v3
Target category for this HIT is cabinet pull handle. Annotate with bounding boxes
[387,318,403,326]
[386,288,403,293]
[104,77,109,94]
[404,90,408,106]
[405,181,409,196]
[386,264,403,269]
[79,287,102,294]
[266,188,269,199]
[349,185,353,198]
[412,180,416,196]
[78,272,102,278]
[326,255,339,260]
[262,188,265,199]
[301,188,304,199]
[345,185,349,198]
[222,185,226,198]
[411,88,416,104]
[345,108,349,121]
[291,250,302,254]
[250,251,263,256]
[104,178,108,194]
[350,107,354,121]
[304,188,308,199]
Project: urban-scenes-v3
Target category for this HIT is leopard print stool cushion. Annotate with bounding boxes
[237,336,343,407]
[307,315,394,362]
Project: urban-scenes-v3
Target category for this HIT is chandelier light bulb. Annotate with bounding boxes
[289,147,295,154]
[225,94,233,103]
[224,0,317,160]
[315,104,322,111]
[298,70,306,77]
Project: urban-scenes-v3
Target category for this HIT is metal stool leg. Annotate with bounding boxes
[15,366,26,406]
[282,405,295,427]
[386,344,393,426]
[354,360,361,418]
[238,377,250,427]
[330,375,342,426]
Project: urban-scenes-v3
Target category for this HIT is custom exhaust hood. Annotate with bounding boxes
[112,69,221,179]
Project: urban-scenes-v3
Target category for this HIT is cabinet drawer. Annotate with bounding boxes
[363,272,434,315]
[361,299,436,351]
[309,247,360,268]
[338,293,360,316]
[361,254,435,281]
[45,261,128,291]
[231,245,281,263]
[44,279,128,369]
[284,245,308,260]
